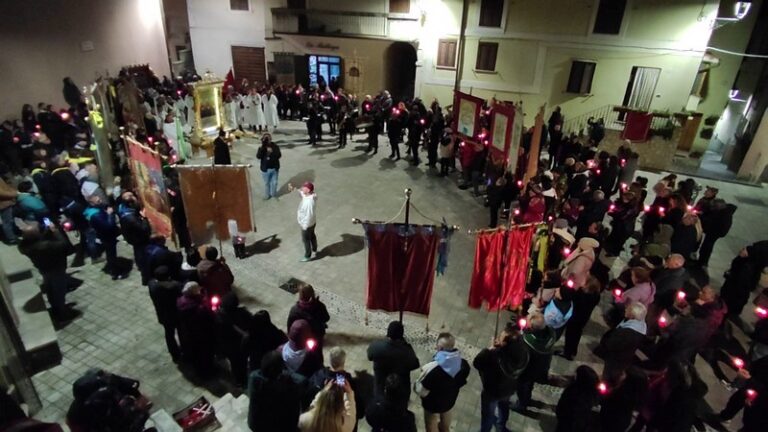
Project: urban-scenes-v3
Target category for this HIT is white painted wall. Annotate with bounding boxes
[187,0,267,78]
[0,0,170,120]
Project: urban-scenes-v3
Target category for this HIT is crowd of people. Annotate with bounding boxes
[2,68,768,432]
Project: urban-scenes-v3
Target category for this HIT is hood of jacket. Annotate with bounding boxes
[435,349,462,378]
[618,318,647,335]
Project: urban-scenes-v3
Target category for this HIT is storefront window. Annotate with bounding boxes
[308,55,342,87]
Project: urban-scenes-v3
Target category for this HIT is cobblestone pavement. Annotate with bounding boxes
[6,120,768,431]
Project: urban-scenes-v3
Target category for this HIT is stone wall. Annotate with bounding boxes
[597,128,681,171]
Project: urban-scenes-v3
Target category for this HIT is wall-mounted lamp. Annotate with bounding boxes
[729,87,739,99]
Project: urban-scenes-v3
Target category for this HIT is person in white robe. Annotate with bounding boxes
[244,89,259,131]
[263,90,279,130]
[252,89,266,132]
[224,94,239,131]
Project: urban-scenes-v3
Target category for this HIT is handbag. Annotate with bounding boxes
[413,361,438,398]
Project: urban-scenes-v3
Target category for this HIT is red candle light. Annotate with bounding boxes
[13,136,19,143]
[732,357,745,369]
[677,291,686,301]
[420,118,426,125]
[211,295,220,311]
[644,205,651,212]
[566,279,575,289]
[563,247,571,256]
[518,318,527,329]
[60,112,70,121]
[36,124,41,130]
[295,90,300,95]
[306,338,317,351]
[62,221,73,231]
[746,388,758,401]
[620,183,627,190]
[658,206,666,215]
[596,169,601,175]
[517,180,523,188]
[613,288,622,298]
[513,208,520,216]
[609,204,616,212]
[756,306,768,318]
[620,158,626,167]
[658,315,668,328]
[598,382,608,395]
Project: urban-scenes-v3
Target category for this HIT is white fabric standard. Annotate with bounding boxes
[224,101,239,130]
[262,94,279,128]
[627,67,661,111]
[243,94,258,127]
[253,93,266,127]
[297,191,317,230]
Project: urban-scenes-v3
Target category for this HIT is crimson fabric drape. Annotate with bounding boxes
[469,226,536,310]
[621,111,653,142]
[364,224,440,316]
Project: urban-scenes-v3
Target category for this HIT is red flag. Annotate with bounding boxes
[364,224,440,316]
[223,68,235,98]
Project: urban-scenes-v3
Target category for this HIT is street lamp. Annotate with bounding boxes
[734,1,752,20]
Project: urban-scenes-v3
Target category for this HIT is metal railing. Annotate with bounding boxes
[562,104,683,139]
[271,8,418,39]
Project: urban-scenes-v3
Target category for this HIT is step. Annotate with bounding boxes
[8,270,61,373]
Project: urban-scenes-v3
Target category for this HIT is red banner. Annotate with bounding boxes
[453,91,484,141]
[125,136,173,238]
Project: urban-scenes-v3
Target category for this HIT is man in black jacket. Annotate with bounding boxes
[418,333,470,432]
[256,134,281,200]
[148,266,182,362]
[19,222,77,322]
[367,321,419,405]
[697,199,736,267]
[118,190,151,284]
[287,284,330,348]
[474,322,530,432]
[594,302,648,379]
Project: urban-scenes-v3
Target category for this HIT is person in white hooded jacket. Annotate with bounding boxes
[289,181,318,262]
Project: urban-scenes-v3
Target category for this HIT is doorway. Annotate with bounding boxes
[231,46,267,86]
[621,66,661,114]
[385,42,417,102]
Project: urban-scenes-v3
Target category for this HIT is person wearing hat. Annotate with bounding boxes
[289,181,318,262]
[256,133,281,200]
[561,237,599,289]
[548,219,575,270]
[367,321,420,404]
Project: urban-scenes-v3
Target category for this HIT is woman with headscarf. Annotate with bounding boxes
[561,237,599,290]
[176,282,216,377]
[279,319,323,378]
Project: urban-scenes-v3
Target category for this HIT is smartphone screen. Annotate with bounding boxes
[42,217,52,228]
[335,375,345,387]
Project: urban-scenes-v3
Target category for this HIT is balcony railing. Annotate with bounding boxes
[271,8,417,39]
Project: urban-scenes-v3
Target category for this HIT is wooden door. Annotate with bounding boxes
[231,46,267,86]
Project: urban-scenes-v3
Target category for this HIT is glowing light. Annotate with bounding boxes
[516,180,523,188]
[613,289,622,298]
[735,1,752,20]
[598,382,608,394]
[620,159,626,167]
[60,112,70,121]
[658,316,668,328]
[658,206,666,215]
[295,90,300,95]
[644,205,651,212]
[609,204,616,212]
[333,95,338,101]
[563,247,571,256]
[566,279,575,288]
[547,215,553,221]
[420,118,426,125]
[677,291,686,301]
[36,124,41,130]
[147,136,154,143]
[756,306,768,318]
[306,338,317,350]
[687,205,694,211]
[63,221,73,231]
[732,357,745,369]
[513,209,520,216]
[13,137,19,143]
[211,295,220,311]
[620,183,627,190]
[746,388,758,400]
[518,318,527,329]
[595,169,601,175]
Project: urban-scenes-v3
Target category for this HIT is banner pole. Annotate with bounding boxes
[400,188,412,324]
[211,158,223,253]
[494,213,514,337]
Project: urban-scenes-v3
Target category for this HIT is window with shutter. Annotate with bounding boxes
[475,42,498,72]
[230,0,249,11]
[593,0,627,35]
[566,60,597,94]
[437,39,458,69]
[479,0,504,27]
[389,0,410,14]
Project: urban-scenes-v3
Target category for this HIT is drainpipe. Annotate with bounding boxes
[453,0,469,94]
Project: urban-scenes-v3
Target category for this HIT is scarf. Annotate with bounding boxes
[434,349,462,377]
[282,343,307,373]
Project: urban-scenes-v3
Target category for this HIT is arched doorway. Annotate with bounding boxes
[385,42,417,102]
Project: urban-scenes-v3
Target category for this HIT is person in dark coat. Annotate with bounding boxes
[365,374,417,432]
[216,292,253,386]
[176,282,216,377]
[487,176,506,228]
[646,314,710,370]
[148,266,182,362]
[51,160,89,265]
[84,201,126,280]
[246,310,287,372]
[18,222,76,323]
[560,276,602,360]
[515,313,557,412]
[247,351,303,432]
[642,183,671,241]
[670,212,699,261]
[196,246,234,297]
[118,190,152,284]
[720,241,768,318]
[387,108,405,160]
[474,322,530,432]
[594,302,648,379]
[213,129,231,165]
[599,367,648,432]
[555,365,600,432]
[575,190,610,240]
[719,355,768,431]
[406,109,423,166]
[287,284,330,348]
[418,333,470,432]
[635,361,708,432]
[587,117,605,145]
[256,134,281,199]
[279,319,323,378]
[697,199,736,266]
[367,321,420,403]
[652,254,689,311]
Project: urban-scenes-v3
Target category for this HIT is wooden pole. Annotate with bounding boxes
[524,105,546,183]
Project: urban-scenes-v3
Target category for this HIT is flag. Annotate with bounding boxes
[223,68,236,98]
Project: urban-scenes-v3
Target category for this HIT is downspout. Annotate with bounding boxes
[453,0,469,94]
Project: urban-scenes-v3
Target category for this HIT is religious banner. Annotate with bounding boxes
[469,225,536,311]
[453,91,484,140]
[622,111,653,142]
[509,104,524,175]
[176,165,255,244]
[488,103,515,170]
[363,223,440,316]
[125,136,173,238]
